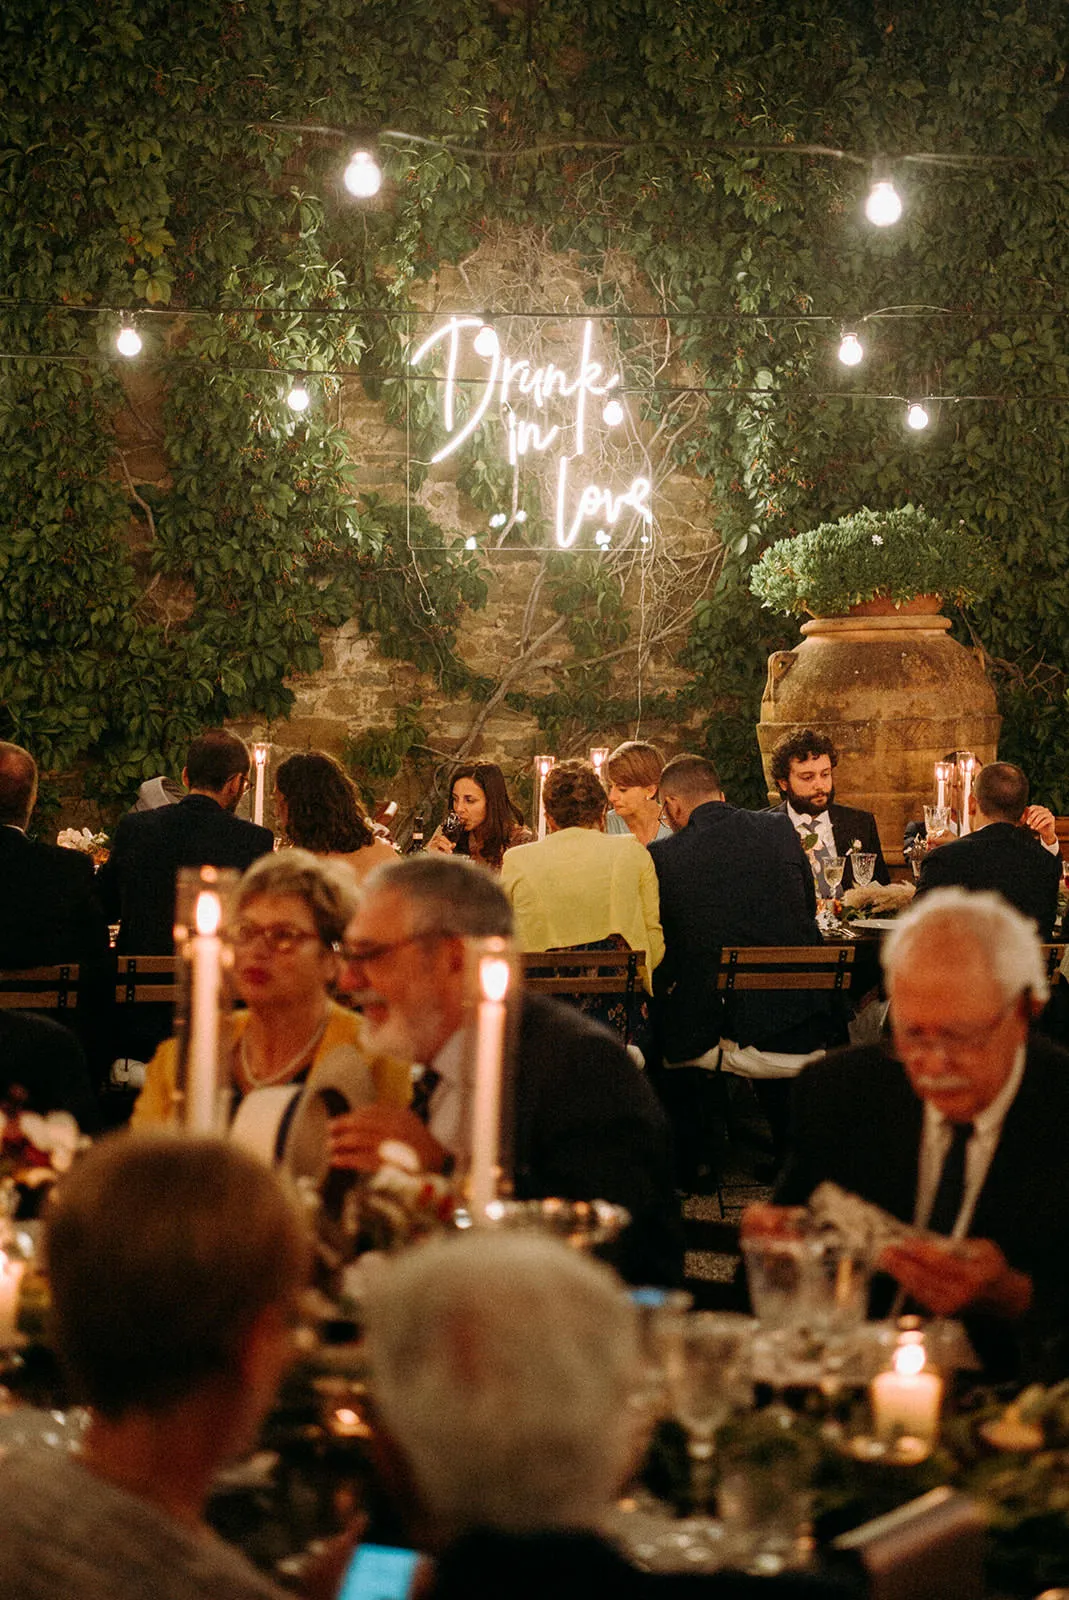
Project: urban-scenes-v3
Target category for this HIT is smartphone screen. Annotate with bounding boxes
[338,1543,422,1600]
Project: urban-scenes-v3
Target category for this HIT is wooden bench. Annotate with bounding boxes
[0,963,79,1011]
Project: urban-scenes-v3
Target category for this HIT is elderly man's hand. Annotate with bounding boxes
[328,1105,447,1175]
[879,1237,1033,1320]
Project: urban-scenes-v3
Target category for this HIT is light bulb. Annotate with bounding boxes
[602,398,624,427]
[488,512,507,529]
[906,402,930,431]
[865,179,902,227]
[473,323,499,358]
[838,332,864,367]
[287,382,311,412]
[514,509,527,523]
[116,325,142,357]
[344,149,383,198]
[464,536,477,550]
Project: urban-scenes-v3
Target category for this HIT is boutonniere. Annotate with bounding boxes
[850,838,863,853]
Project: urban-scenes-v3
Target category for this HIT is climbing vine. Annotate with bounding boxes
[1,0,1067,820]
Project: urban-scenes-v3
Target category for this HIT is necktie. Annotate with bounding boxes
[410,1066,441,1125]
[799,824,834,898]
[927,1120,973,1236]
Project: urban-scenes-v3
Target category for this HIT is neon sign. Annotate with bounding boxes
[409,317,652,549]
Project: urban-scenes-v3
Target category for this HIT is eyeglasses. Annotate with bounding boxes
[233,922,323,954]
[892,996,1020,1058]
[338,931,442,967]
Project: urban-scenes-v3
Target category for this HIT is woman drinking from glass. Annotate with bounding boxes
[426,762,532,871]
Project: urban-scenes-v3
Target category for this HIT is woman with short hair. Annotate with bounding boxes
[604,740,672,846]
[132,851,409,1145]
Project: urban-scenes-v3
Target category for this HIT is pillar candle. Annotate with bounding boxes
[534,755,554,841]
[186,889,223,1133]
[252,742,269,827]
[469,953,510,1219]
[0,1251,26,1346]
[870,1341,943,1455]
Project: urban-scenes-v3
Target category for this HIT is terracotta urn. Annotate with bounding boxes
[757,601,1000,864]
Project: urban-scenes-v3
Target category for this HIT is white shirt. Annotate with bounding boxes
[785,801,836,855]
[914,1043,1027,1237]
[423,1027,472,1162]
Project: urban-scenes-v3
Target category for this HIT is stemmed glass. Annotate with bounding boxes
[849,852,876,890]
[666,1313,751,1517]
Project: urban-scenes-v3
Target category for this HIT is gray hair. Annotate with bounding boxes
[362,1232,640,1539]
[882,886,1049,1008]
[361,853,513,939]
[236,848,360,946]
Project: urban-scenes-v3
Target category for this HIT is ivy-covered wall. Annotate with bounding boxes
[2,0,1067,831]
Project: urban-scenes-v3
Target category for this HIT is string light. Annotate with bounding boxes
[488,512,508,528]
[464,535,477,549]
[838,331,864,367]
[602,397,625,426]
[906,401,930,430]
[343,149,382,198]
[115,323,142,357]
[472,321,499,358]
[865,178,903,226]
[286,376,311,411]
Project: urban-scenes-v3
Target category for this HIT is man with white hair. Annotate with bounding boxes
[362,1233,847,1600]
[766,887,1069,1379]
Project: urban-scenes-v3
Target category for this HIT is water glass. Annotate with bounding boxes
[718,1443,811,1574]
[667,1313,751,1512]
[849,851,877,889]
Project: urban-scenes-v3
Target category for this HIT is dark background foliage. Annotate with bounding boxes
[1,0,1066,820]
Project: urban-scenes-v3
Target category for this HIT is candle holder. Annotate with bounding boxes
[933,761,954,815]
[954,752,978,836]
[173,866,239,1135]
[533,754,555,840]
[460,936,519,1219]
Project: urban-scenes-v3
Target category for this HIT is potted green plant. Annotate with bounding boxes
[749,504,994,620]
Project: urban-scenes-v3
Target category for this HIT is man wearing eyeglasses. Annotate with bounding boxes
[761,886,1069,1379]
[328,854,683,1288]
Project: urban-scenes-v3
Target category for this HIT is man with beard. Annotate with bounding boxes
[327,854,682,1288]
[768,729,888,894]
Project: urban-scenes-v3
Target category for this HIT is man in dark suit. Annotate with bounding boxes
[768,729,889,893]
[327,854,682,1288]
[650,754,828,1066]
[0,741,109,969]
[764,887,1069,1380]
[916,761,1061,939]
[96,728,274,954]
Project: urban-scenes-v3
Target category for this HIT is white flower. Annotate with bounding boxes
[871,533,884,546]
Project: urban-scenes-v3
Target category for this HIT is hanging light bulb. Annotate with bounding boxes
[906,401,930,431]
[865,178,903,227]
[514,509,527,523]
[488,512,507,529]
[286,378,311,412]
[838,331,864,367]
[464,535,477,550]
[473,322,499,358]
[116,324,142,357]
[602,397,625,427]
[343,149,383,198]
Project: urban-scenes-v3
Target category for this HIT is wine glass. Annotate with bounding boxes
[849,852,876,890]
[667,1313,751,1517]
[822,856,845,896]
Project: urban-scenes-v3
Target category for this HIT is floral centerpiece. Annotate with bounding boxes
[57,826,110,867]
[840,882,917,921]
[1,1086,86,1216]
[349,1141,457,1253]
[749,504,995,619]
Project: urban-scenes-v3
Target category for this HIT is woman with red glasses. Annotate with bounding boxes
[131,852,409,1148]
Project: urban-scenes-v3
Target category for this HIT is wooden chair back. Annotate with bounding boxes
[114,955,179,1006]
[1042,943,1067,984]
[716,945,855,992]
[522,948,646,997]
[0,963,79,1011]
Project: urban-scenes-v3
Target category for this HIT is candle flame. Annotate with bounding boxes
[194,891,222,937]
[893,1341,927,1377]
[253,743,269,766]
[480,956,511,1004]
[335,1407,359,1426]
